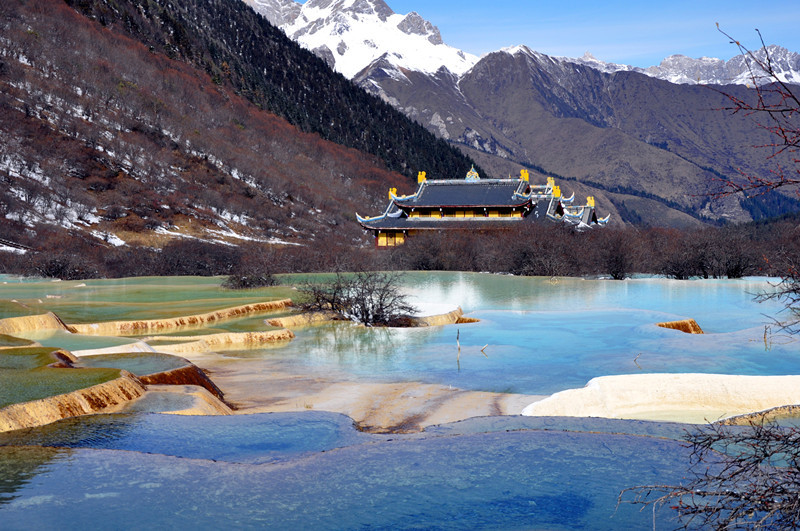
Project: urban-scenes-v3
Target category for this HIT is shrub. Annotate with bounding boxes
[298,271,415,326]
[221,273,276,289]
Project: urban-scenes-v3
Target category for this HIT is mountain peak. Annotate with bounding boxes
[242,0,300,26]
[567,46,800,85]
[249,0,477,78]
[397,11,442,45]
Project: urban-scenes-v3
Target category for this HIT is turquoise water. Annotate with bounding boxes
[0,275,294,323]
[1,273,797,529]
[0,413,689,529]
[76,353,190,376]
[236,273,797,395]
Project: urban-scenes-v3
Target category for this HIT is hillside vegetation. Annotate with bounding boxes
[65,0,479,181]
[0,0,479,252]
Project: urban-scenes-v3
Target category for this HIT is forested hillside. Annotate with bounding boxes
[0,0,484,262]
[65,0,479,180]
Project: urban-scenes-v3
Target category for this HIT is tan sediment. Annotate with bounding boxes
[67,299,293,336]
[656,318,704,334]
[521,373,800,423]
[148,329,295,354]
[266,311,343,328]
[200,356,542,434]
[139,364,226,401]
[250,381,540,434]
[47,349,79,368]
[267,307,477,329]
[128,384,233,416]
[0,371,146,433]
[409,307,467,327]
[73,341,156,357]
[0,312,71,335]
[720,404,800,426]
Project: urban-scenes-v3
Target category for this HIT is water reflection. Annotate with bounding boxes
[0,273,796,529]
[0,446,68,507]
[0,414,689,529]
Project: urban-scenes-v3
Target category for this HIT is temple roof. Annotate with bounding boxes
[393,179,531,209]
[356,172,610,234]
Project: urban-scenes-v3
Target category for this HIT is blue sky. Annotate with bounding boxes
[348,0,800,67]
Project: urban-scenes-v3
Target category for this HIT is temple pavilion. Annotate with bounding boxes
[357,167,609,247]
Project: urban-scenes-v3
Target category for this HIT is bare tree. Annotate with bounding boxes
[622,30,800,527]
[714,25,800,198]
[299,271,416,326]
[756,254,800,334]
[622,422,800,529]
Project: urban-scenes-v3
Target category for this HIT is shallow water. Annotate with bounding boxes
[0,272,796,528]
[231,273,796,395]
[0,413,689,530]
[76,352,190,376]
[0,275,295,324]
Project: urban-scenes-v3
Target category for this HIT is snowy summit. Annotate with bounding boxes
[245,0,800,87]
[244,0,478,79]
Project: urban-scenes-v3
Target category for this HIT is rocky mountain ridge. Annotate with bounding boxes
[245,0,476,78]
[572,45,800,86]
[1,0,481,255]
[246,0,800,86]
[246,0,800,224]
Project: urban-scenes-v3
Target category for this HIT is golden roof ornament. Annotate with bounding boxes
[465,165,480,181]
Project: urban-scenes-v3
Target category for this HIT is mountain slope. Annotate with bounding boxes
[573,45,800,86]
[357,45,800,224]
[252,0,800,224]
[1,0,432,250]
[246,0,477,78]
[66,0,480,182]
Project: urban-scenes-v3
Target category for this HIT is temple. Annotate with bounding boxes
[357,167,609,247]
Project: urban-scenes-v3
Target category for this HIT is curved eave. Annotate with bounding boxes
[389,191,419,203]
[394,200,532,210]
[356,212,381,224]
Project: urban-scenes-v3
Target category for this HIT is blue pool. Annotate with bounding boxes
[0,273,796,529]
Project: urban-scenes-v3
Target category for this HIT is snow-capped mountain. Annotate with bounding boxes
[243,0,300,26]
[245,0,799,86]
[240,0,800,224]
[570,45,800,85]
[246,0,477,79]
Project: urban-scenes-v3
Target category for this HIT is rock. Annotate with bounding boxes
[0,371,146,433]
[656,318,704,334]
